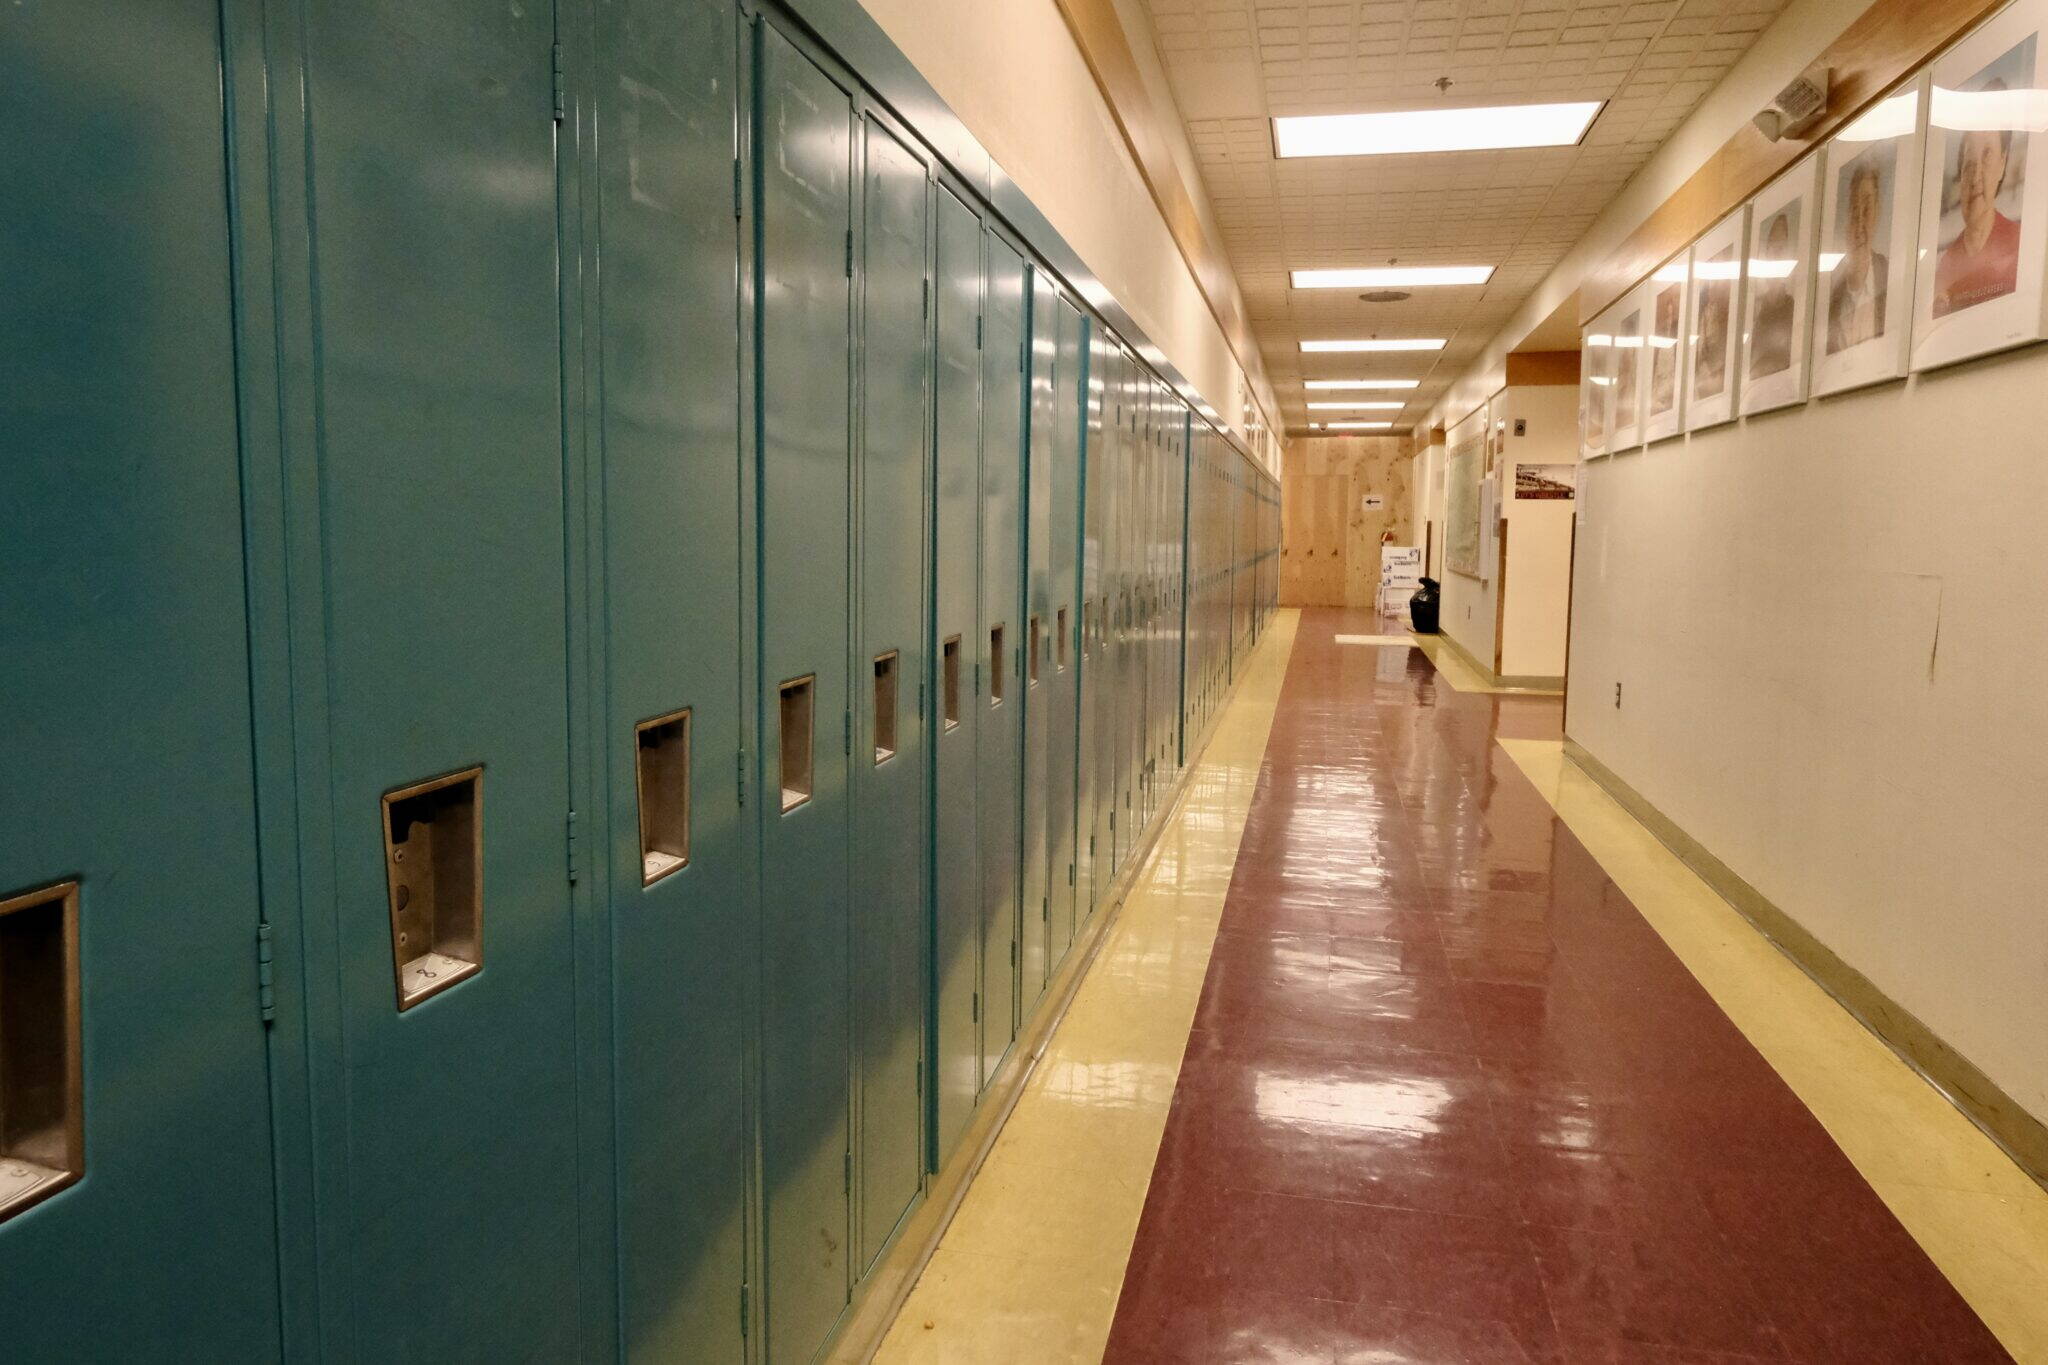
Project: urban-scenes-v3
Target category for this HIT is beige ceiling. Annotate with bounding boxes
[1142,0,1791,431]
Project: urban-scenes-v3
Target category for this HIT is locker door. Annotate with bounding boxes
[977,232,1026,1083]
[295,0,580,1351]
[755,24,855,1360]
[0,2,282,1353]
[1099,346,1125,875]
[590,0,749,1355]
[1075,322,1104,926]
[931,187,982,1163]
[1046,299,1084,959]
[1018,268,1056,1008]
[854,114,931,1272]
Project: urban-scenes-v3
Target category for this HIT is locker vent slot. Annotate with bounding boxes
[0,880,82,1223]
[635,708,691,885]
[383,767,484,1009]
[872,652,899,764]
[989,626,1005,705]
[1056,607,1069,671]
[1028,616,1042,686]
[942,636,962,731]
[1082,602,1093,657]
[778,676,815,812]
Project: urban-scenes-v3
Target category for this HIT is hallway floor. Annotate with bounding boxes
[878,608,2048,1364]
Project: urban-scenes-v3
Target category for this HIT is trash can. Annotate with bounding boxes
[1409,576,1440,634]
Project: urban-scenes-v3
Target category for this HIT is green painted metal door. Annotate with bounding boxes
[930,186,982,1164]
[1046,298,1084,960]
[0,1,283,1353]
[754,22,856,1361]
[976,232,1026,1083]
[1018,269,1055,1010]
[590,0,750,1356]
[294,0,581,1351]
[854,113,931,1274]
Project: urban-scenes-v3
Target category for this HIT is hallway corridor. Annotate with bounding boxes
[883,608,2046,1363]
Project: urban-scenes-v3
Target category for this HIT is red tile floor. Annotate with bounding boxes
[1103,608,2010,1364]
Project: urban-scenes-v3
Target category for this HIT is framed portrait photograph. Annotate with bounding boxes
[1814,75,1928,395]
[1912,7,2048,370]
[1685,207,1749,431]
[1608,284,1648,449]
[1741,157,1822,415]
[1642,256,1689,442]
[1580,321,1613,457]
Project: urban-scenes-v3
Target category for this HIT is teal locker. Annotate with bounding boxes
[1045,298,1085,959]
[754,23,855,1361]
[1075,322,1106,927]
[930,186,983,1164]
[0,1,284,1352]
[854,112,932,1274]
[588,0,750,1355]
[1099,344,1127,877]
[288,0,582,1351]
[1018,268,1056,1009]
[976,231,1026,1081]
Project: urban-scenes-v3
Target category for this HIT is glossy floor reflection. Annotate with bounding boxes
[1105,608,2016,1365]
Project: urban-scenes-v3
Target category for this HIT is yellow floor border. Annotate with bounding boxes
[869,611,1300,1363]
[1501,738,2048,1364]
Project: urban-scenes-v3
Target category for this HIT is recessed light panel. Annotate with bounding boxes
[1304,379,1420,390]
[1321,421,1395,430]
[1301,338,1445,353]
[1274,102,1603,158]
[1292,266,1493,288]
[1307,401,1404,410]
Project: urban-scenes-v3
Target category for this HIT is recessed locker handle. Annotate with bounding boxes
[382,767,484,1010]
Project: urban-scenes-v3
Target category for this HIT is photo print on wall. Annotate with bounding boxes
[1643,257,1688,442]
[1814,73,1927,394]
[1914,4,2048,370]
[1685,207,1749,430]
[1580,321,1613,456]
[1742,156,1821,415]
[1609,286,1648,449]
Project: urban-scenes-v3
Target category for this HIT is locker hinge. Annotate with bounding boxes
[1010,940,1017,967]
[1089,835,1095,855]
[732,158,742,220]
[922,277,930,318]
[844,1149,852,1195]
[566,809,580,885]
[973,662,981,697]
[737,748,747,808]
[740,1283,750,1338]
[551,40,566,123]
[256,922,276,1024]
[1067,863,1075,887]
[917,679,926,720]
[845,228,854,278]
[1042,896,1049,922]
[975,315,983,350]
[844,710,852,756]
[1109,810,1116,832]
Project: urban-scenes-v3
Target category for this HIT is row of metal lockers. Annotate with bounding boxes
[0,0,1279,1359]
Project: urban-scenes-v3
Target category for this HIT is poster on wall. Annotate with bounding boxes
[1740,156,1821,415]
[1579,324,1613,457]
[1608,284,1648,449]
[1814,75,1928,395]
[1444,435,1484,577]
[1912,6,2048,370]
[1642,256,1689,442]
[1515,463,1577,499]
[1685,207,1749,430]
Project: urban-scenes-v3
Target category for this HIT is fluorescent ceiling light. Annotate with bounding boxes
[1304,379,1419,390]
[1307,401,1403,410]
[1292,265,1493,288]
[1274,101,1603,158]
[1301,338,1444,352]
[1322,421,1394,430]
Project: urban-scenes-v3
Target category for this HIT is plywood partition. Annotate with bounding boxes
[1279,435,1414,608]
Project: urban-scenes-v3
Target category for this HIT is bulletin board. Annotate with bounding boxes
[1445,436,1484,577]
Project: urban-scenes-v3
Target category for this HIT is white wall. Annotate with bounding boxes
[1570,346,2048,1124]
[853,0,1277,459]
[1496,385,1578,680]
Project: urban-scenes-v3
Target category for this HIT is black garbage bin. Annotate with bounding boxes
[1409,576,1440,634]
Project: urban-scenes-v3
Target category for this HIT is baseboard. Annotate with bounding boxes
[1563,737,2048,1193]
[825,616,1293,1362]
[1432,627,1564,692]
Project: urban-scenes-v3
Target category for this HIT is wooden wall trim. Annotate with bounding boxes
[1582,0,2009,322]
[1505,350,1582,386]
[1048,0,1277,430]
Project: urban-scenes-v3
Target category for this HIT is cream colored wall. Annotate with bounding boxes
[1278,436,1413,608]
[853,0,1278,464]
[1421,0,1881,430]
[1496,385,1578,680]
[1413,439,1445,580]
[1569,347,2048,1125]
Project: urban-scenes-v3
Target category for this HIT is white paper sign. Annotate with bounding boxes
[1377,545,1423,614]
